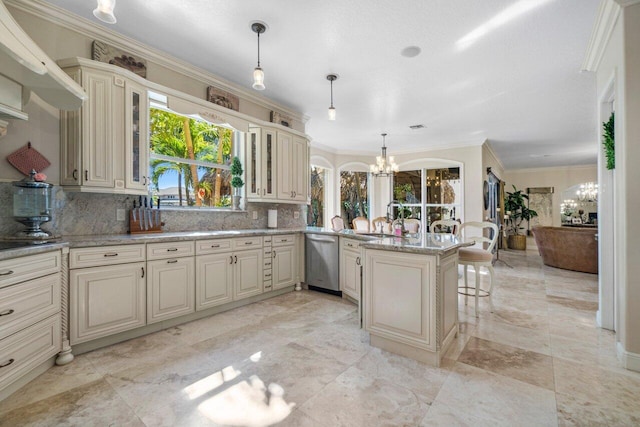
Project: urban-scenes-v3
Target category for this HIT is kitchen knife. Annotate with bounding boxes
[132,199,137,222]
[146,197,153,228]
[140,196,146,230]
[155,198,160,226]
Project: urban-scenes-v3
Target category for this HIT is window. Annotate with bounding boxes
[308,165,325,226]
[340,171,368,228]
[391,167,461,231]
[149,107,235,207]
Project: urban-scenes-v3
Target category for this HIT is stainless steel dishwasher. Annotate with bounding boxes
[305,233,340,295]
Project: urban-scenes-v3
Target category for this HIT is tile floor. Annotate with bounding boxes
[2,249,640,426]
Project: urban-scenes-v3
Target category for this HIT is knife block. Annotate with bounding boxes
[129,210,163,234]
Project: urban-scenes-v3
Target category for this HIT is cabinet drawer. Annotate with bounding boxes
[147,241,194,260]
[0,315,61,392]
[195,239,232,255]
[70,245,145,269]
[0,251,61,289]
[0,273,61,341]
[263,236,272,245]
[232,237,262,250]
[341,238,361,251]
[272,234,296,247]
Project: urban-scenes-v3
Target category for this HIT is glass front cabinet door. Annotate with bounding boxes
[246,127,276,201]
[125,81,149,193]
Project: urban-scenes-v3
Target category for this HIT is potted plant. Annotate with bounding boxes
[504,185,538,250]
[230,156,244,210]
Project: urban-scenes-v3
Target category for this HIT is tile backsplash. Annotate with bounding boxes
[0,183,307,237]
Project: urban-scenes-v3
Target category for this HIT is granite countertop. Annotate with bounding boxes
[0,227,468,258]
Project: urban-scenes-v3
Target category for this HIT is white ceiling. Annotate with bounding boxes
[42,0,600,170]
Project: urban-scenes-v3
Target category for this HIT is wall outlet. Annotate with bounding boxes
[116,209,126,221]
[294,211,299,219]
[252,211,258,220]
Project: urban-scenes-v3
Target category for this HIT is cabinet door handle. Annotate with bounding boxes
[0,270,14,276]
[263,188,266,196]
[0,359,15,368]
[211,244,220,248]
[0,309,15,317]
[293,191,297,197]
[104,253,118,257]
[273,251,276,258]
[167,259,178,264]
[72,169,78,180]
[234,255,238,264]
[141,267,145,278]
[230,256,233,264]
[85,170,88,181]
[356,257,361,265]
[166,248,178,252]
[257,187,260,195]
[142,176,147,185]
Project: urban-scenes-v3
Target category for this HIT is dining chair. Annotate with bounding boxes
[371,216,392,234]
[330,215,345,231]
[430,219,460,235]
[403,218,421,233]
[457,221,499,317]
[352,216,370,232]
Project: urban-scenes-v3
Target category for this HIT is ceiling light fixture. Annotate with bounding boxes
[370,133,398,177]
[251,22,267,91]
[326,74,338,121]
[93,0,116,24]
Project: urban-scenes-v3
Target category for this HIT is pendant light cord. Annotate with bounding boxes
[256,32,261,67]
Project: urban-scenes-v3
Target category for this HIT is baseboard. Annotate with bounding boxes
[616,342,640,372]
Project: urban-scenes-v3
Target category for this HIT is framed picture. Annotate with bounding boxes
[92,41,147,78]
[270,111,292,128]
[571,217,582,224]
[206,86,239,111]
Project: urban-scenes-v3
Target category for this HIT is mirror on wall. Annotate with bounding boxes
[560,182,597,226]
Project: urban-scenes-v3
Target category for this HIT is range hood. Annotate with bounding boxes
[0,0,87,124]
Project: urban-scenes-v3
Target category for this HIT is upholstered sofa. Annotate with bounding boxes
[531,226,598,274]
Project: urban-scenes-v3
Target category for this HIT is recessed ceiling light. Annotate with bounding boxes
[409,124,425,129]
[401,46,421,58]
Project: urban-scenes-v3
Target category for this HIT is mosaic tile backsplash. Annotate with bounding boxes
[0,183,306,237]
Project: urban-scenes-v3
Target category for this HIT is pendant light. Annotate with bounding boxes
[93,0,117,24]
[326,74,338,120]
[251,22,267,91]
[370,133,399,177]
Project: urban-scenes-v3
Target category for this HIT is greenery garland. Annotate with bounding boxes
[603,112,615,170]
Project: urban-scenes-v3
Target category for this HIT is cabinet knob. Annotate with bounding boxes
[234,255,238,264]
[72,169,78,180]
[141,267,145,278]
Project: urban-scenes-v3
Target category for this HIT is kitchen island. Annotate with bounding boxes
[360,233,469,366]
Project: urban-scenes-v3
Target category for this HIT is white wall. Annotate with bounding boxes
[504,165,597,228]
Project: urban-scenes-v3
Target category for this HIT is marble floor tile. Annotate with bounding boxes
[0,379,144,427]
[556,392,640,426]
[458,336,555,390]
[421,363,558,427]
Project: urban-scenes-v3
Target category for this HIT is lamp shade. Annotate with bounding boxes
[93,0,116,24]
[252,67,265,91]
[328,106,336,121]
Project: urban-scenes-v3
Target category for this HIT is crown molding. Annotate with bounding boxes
[4,0,310,124]
[482,140,506,172]
[504,164,597,174]
[582,0,622,72]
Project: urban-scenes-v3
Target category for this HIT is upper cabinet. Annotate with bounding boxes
[60,61,149,195]
[248,126,309,204]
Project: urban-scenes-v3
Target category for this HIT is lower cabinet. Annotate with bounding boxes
[147,257,195,324]
[272,244,296,290]
[233,249,263,300]
[196,253,233,311]
[70,262,146,344]
[340,239,362,301]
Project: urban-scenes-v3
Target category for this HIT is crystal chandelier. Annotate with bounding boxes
[576,182,598,202]
[370,133,399,177]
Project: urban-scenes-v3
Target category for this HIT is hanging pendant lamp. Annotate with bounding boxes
[93,0,117,24]
[326,74,338,120]
[251,22,267,91]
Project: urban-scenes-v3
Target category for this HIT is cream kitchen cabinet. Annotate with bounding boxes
[69,245,146,344]
[340,238,362,301]
[271,234,296,290]
[0,250,62,397]
[195,251,233,311]
[247,127,276,200]
[233,248,263,299]
[276,132,309,202]
[246,126,309,204]
[59,58,149,195]
[147,242,195,324]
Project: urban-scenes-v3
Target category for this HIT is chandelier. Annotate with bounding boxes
[576,182,598,202]
[370,133,398,177]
